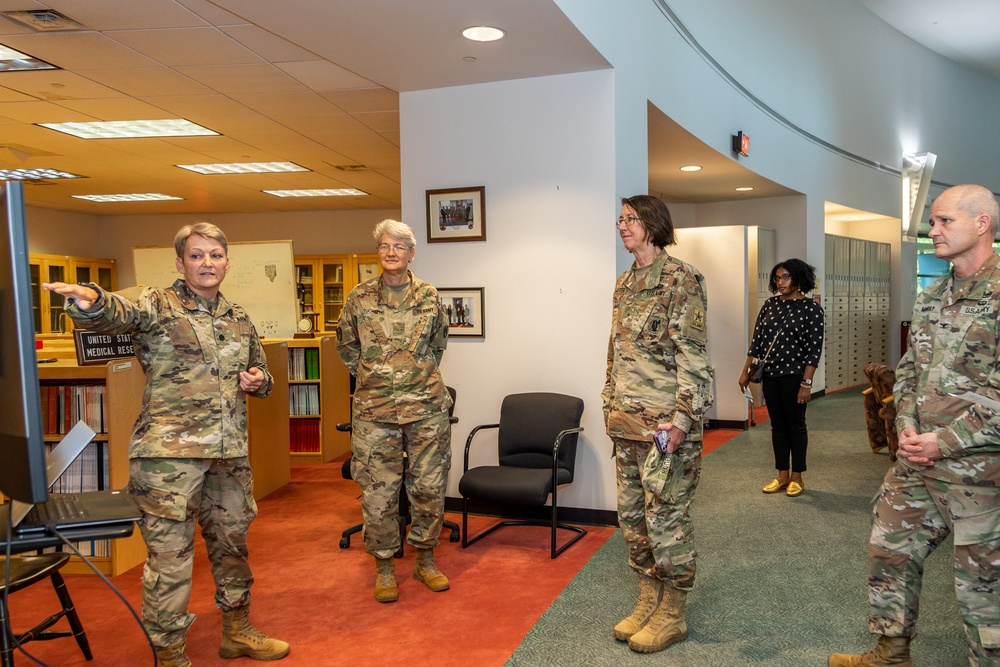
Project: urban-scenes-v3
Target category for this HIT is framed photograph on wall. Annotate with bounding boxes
[426,186,486,243]
[438,287,485,338]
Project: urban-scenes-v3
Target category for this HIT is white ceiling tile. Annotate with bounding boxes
[82,68,214,97]
[229,90,339,116]
[137,94,259,120]
[174,63,307,93]
[320,87,398,113]
[2,32,159,69]
[43,0,207,30]
[106,27,263,67]
[276,60,376,90]
[0,70,128,100]
[220,24,315,62]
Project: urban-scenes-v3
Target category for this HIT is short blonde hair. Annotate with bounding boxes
[174,222,228,257]
[373,219,416,249]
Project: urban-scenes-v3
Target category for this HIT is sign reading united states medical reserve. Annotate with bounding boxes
[73,330,135,366]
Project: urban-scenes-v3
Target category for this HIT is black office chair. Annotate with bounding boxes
[459,392,587,559]
[338,386,460,557]
[0,553,92,667]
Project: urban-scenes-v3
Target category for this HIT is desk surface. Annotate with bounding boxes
[0,516,135,554]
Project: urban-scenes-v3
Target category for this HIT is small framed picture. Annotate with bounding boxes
[438,287,485,338]
[426,186,486,243]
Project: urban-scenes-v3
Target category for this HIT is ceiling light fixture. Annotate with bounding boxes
[73,193,182,202]
[679,165,702,172]
[176,162,309,175]
[263,188,368,198]
[462,26,505,42]
[735,186,754,192]
[0,168,82,180]
[0,43,58,72]
[40,119,218,139]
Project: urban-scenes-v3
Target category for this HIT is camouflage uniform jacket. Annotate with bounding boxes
[337,271,451,424]
[895,251,1000,486]
[603,249,715,441]
[66,279,272,460]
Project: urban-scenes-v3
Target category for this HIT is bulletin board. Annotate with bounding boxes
[132,240,297,339]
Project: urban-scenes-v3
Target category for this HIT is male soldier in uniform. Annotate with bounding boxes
[337,218,452,603]
[603,195,714,654]
[829,184,1000,667]
[45,223,288,667]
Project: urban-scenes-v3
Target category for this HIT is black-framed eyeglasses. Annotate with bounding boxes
[615,216,641,228]
[775,273,793,282]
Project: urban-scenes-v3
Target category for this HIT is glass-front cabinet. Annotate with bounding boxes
[295,254,379,334]
[30,254,117,334]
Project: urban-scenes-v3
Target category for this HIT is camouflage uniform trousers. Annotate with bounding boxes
[351,411,452,560]
[128,457,258,648]
[613,435,703,591]
[868,461,1000,665]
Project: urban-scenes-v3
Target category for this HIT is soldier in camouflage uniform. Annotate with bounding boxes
[337,219,452,603]
[45,223,288,667]
[830,185,1000,667]
[603,195,714,654]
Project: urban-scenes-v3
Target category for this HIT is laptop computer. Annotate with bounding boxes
[10,421,141,534]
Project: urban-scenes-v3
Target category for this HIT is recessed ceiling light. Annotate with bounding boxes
[462,26,505,42]
[679,165,702,172]
[735,186,755,192]
[0,43,58,72]
[40,119,218,139]
[263,188,368,198]
[176,162,309,175]
[72,193,182,202]
[0,168,82,180]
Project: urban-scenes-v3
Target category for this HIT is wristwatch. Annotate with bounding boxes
[801,378,813,385]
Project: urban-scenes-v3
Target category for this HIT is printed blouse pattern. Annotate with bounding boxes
[748,296,825,378]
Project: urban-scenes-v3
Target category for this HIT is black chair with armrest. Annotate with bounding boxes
[0,552,92,667]
[459,392,587,559]
[338,386,460,557]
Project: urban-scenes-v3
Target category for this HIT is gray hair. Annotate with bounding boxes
[174,222,228,257]
[953,184,1000,238]
[373,219,416,249]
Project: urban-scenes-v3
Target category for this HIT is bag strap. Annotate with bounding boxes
[758,304,794,363]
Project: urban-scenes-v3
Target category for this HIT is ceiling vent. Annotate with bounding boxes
[1,10,88,32]
[333,164,368,172]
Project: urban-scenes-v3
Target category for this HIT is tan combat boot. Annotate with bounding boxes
[828,636,912,667]
[613,574,663,641]
[219,606,290,661]
[413,548,450,592]
[375,557,399,602]
[156,640,192,667]
[627,585,688,653]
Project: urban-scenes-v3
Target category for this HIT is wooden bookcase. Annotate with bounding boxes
[29,253,117,335]
[38,359,147,576]
[285,336,350,463]
[294,254,379,334]
[33,342,293,576]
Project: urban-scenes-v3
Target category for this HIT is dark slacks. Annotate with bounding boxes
[762,373,809,473]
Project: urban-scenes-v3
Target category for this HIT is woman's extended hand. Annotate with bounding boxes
[42,282,99,310]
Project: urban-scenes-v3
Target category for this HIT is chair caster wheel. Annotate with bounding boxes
[339,538,350,549]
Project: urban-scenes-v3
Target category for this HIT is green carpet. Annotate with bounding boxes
[507,388,968,666]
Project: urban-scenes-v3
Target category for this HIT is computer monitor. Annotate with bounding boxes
[0,181,48,504]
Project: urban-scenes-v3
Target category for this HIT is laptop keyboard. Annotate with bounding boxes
[32,495,89,523]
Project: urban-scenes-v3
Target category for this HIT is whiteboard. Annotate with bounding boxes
[132,240,297,339]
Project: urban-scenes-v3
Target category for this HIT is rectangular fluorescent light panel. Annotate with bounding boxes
[0,168,82,180]
[263,188,368,197]
[176,162,309,175]
[40,119,218,139]
[0,43,58,71]
[72,193,183,202]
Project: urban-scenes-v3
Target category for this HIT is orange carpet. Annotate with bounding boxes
[7,418,766,667]
[6,463,614,667]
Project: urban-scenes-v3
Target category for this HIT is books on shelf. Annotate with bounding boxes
[289,384,320,415]
[287,347,320,380]
[289,418,321,453]
[41,384,107,435]
[41,439,112,557]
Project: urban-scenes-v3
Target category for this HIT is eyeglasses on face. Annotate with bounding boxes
[775,273,793,282]
[615,216,641,228]
[378,243,410,253]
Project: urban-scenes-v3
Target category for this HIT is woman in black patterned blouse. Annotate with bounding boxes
[738,259,825,497]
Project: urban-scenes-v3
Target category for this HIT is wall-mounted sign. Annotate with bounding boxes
[73,330,135,366]
[732,131,750,158]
